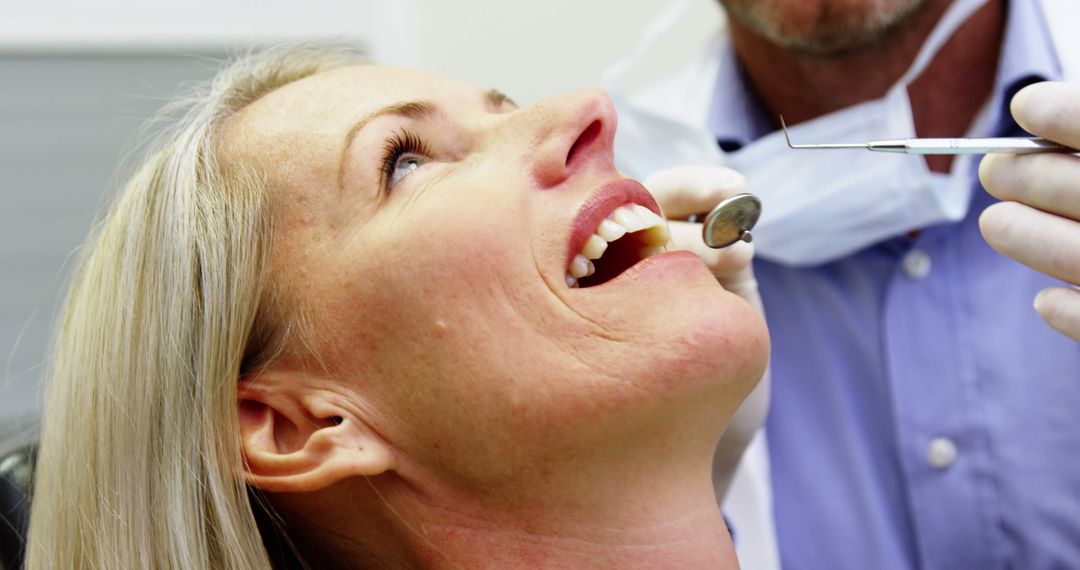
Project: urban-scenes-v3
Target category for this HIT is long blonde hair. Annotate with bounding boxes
[27,45,362,569]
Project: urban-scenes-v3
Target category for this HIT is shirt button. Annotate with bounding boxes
[927,437,958,469]
[902,249,932,280]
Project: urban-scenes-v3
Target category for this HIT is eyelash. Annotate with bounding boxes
[380,128,431,191]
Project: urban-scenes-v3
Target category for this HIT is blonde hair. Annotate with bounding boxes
[26,45,363,569]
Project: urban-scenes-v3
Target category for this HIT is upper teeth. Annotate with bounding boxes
[566,203,671,286]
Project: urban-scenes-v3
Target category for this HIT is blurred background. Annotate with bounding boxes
[0,0,720,429]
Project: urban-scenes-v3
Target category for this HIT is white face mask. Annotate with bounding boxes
[730,0,990,266]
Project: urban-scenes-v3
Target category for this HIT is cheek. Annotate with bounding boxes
[308,200,544,411]
[319,223,517,355]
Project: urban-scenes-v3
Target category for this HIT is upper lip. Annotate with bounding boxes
[566,178,662,268]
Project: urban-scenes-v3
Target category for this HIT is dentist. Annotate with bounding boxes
[613,0,1080,568]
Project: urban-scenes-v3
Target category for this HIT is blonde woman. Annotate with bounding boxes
[26,46,768,569]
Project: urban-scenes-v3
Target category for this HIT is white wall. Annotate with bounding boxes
[407,0,720,102]
[0,0,413,56]
[0,0,720,99]
[0,0,722,424]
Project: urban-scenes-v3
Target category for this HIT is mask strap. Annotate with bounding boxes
[898,0,991,84]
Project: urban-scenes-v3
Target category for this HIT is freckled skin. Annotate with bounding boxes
[224,65,765,485]
[224,66,767,566]
[432,320,449,337]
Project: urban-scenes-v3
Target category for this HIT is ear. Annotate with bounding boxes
[237,371,396,493]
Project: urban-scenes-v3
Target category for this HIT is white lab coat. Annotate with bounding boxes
[607,1,1080,568]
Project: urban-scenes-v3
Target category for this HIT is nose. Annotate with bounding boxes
[524,90,618,188]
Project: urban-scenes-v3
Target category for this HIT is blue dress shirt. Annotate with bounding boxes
[710,1,1080,568]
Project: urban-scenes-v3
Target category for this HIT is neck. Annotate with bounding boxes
[292,451,737,568]
[729,0,1005,172]
[398,489,736,569]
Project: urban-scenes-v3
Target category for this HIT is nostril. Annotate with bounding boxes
[566,119,603,172]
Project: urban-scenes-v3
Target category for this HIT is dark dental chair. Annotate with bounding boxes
[0,440,36,570]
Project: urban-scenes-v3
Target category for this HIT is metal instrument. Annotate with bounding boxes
[689,115,1079,250]
[699,193,762,249]
[780,116,1078,155]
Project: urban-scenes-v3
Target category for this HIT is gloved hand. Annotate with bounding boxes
[644,165,770,500]
[979,81,1080,342]
[645,166,758,306]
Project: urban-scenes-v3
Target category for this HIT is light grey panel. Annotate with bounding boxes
[0,54,224,420]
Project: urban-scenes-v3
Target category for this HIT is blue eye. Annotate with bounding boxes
[381,129,431,192]
[388,154,427,187]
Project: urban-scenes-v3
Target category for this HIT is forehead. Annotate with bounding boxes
[250,65,474,119]
[220,65,476,182]
[237,64,472,129]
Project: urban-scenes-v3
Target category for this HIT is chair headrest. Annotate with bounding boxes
[0,444,36,570]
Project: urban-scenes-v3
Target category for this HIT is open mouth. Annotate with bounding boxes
[566,203,671,288]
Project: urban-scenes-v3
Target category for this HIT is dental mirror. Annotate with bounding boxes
[702,193,762,249]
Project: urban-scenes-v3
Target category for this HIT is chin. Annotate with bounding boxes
[603,251,770,406]
[585,289,770,463]
[723,0,932,56]
[618,281,770,435]
[675,288,767,390]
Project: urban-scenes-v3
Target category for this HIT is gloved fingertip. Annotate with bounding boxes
[727,239,754,257]
[1009,82,1054,133]
[977,153,1002,188]
[1009,82,1080,145]
[1010,83,1038,118]
[1033,287,1080,342]
[716,168,748,194]
[1033,288,1051,313]
[977,201,1024,254]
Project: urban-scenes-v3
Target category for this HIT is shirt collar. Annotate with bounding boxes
[989,0,1062,135]
[708,44,772,149]
[708,0,1065,146]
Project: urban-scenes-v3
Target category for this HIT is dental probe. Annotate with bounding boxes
[780,116,1079,155]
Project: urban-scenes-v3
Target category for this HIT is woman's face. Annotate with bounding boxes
[224,66,768,490]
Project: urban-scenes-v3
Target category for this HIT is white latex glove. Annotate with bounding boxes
[979,81,1080,342]
[643,165,770,500]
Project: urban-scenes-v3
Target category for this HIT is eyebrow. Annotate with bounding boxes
[341,100,438,158]
[485,88,518,109]
[338,100,437,192]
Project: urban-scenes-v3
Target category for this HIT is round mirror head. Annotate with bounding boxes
[703,193,762,249]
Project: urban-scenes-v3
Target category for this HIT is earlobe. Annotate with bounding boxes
[238,375,396,494]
